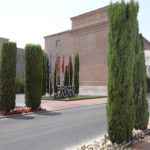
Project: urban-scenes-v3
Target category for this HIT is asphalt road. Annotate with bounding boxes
[0,104,107,150]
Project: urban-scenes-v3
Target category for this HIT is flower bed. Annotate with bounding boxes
[77,129,150,150]
[0,107,45,116]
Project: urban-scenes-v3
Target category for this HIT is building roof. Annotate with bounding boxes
[71,6,108,20]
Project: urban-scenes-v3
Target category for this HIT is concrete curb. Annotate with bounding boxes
[0,101,107,120]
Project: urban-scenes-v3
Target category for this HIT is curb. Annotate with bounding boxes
[0,101,107,120]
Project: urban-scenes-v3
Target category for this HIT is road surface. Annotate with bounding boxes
[0,104,107,150]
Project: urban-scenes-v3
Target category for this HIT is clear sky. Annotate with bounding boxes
[0,0,149,49]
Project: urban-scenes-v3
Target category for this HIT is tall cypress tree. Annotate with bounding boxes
[134,34,149,130]
[64,65,69,86]
[68,56,73,86]
[42,52,47,95]
[107,1,137,144]
[0,42,17,112]
[25,44,43,110]
[74,53,80,95]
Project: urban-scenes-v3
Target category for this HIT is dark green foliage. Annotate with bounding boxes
[134,34,149,130]
[54,65,57,94]
[74,53,80,95]
[0,42,17,112]
[46,56,50,93]
[64,66,69,86]
[25,44,43,110]
[16,79,24,94]
[42,52,49,95]
[107,1,138,144]
[49,75,53,95]
[147,77,150,93]
[68,56,73,86]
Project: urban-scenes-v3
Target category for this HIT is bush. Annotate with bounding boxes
[16,79,24,94]
[25,44,43,110]
[0,42,17,112]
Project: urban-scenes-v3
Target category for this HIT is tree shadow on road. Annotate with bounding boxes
[35,111,62,116]
[6,114,34,120]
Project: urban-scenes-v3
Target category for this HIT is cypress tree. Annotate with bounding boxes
[0,42,17,112]
[134,34,149,130]
[107,1,137,144]
[42,52,47,95]
[64,65,69,86]
[49,75,53,95]
[54,64,57,94]
[74,53,80,95]
[68,56,73,86]
[25,44,43,110]
[46,54,50,93]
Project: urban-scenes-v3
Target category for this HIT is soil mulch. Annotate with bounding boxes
[0,107,45,116]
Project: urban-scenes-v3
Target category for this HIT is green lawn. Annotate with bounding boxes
[42,95,107,101]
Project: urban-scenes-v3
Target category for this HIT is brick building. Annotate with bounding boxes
[44,6,150,95]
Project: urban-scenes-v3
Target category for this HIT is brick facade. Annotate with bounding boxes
[44,6,150,87]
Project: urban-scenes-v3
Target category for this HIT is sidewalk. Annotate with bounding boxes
[41,98,106,111]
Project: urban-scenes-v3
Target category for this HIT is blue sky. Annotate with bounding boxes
[0,0,149,48]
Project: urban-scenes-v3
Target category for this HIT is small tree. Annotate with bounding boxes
[74,53,80,95]
[42,51,47,95]
[0,42,17,112]
[134,34,149,130]
[54,65,57,94]
[68,56,73,86]
[25,44,43,110]
[64,65,69,86]
[49,75,53,95]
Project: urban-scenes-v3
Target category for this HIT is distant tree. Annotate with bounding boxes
[134,34,149,130]
[25,44,43,110]
[49,75,53,95]
[42,52,46,95]
[0,42,17,112]
[74,53,80,95]
[64,65,69,86]
[68,56,73,86]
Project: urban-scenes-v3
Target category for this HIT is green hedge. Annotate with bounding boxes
[25,44,43,110]
[0,42,17,112]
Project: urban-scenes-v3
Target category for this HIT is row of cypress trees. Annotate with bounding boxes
[53,54,80,96]
[0,43,43,112]
[107,0,149,144]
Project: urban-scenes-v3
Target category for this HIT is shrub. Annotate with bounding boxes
[74,53,80,95]
[0,42,17,112]
[25,44,43,110]
[107,1,138,144]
